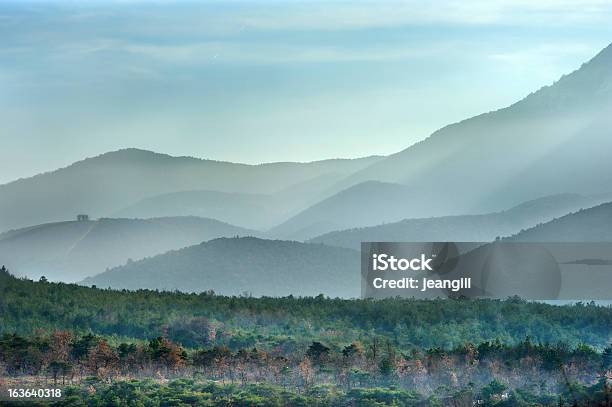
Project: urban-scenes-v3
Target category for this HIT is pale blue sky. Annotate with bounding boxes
[1,0,612,183]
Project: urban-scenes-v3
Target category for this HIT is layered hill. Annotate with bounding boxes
[308,193,611,249]
[81,237,360,298]
[112,171,353,231]
[277,43,612,235]
[0,149,382,232]
[4,44,612,238]
[0,216,254,282]
[114,190,277,231]
[268,181,426,240]
[510,201,612,241]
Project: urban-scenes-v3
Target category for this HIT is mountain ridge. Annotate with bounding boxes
[295,42,612,227]
[510,201,612,242]
[0,148,383,232]
[81,236,361,298]
[0,148,386,187]
[0,216,256,282]
[307,193,612,249]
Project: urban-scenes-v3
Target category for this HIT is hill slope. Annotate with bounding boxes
[114,190,277,231]
[113,172,353,231]
[270,44,612,239]
[81,237,360,297]
[308,193,611,249]
[330,43,612,218]
[0,216,254,282]
[268,181,427,240]
[0,149,382,232]
[510,201,612,241]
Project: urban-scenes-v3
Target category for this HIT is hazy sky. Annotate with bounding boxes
[1,0,612,183]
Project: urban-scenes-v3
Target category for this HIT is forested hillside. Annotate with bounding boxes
[510,201,612,241]
[1,267,611,405]
[80,237,361,297]
[2,266,610,350]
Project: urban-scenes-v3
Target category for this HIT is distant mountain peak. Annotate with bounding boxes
[91,148,209,164]
[589,41,612,63]
[516,42,612,111]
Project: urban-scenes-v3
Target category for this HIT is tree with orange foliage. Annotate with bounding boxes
[86,340,119,382]
[46,331,73,385]
[149,337,186,373]
[298,357,314,390]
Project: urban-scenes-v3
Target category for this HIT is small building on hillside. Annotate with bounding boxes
[77,214,89,221]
